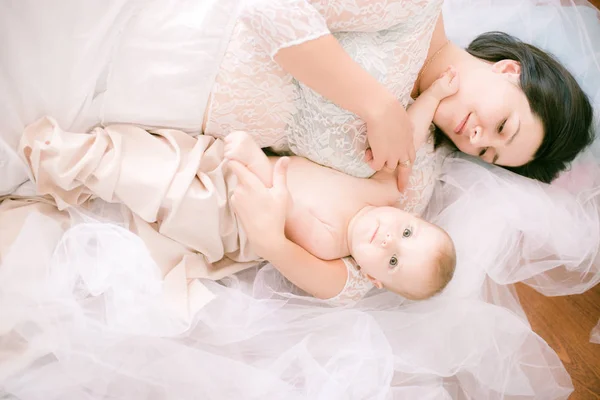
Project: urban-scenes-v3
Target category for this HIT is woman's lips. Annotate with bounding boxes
[370,225,379,243]
[454,113,471,135]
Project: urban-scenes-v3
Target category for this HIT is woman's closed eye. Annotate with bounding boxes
[479,118,508,159]
[479,147,498,164]
[498,118,507,133]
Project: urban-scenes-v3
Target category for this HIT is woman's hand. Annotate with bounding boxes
[364,97,416,191]
[228,157,291,258]
[274,35,416,190]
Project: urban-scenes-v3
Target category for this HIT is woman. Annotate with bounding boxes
[0,0,593,202]
[0,0,599,398]
[98,0,593,185]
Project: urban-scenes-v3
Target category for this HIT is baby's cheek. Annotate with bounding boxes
[353,249,378,275]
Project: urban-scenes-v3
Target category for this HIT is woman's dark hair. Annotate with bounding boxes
[435,32,594,183]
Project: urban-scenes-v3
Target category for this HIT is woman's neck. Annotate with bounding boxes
[412,15,482,97]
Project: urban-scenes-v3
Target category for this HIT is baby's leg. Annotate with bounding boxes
[224,131,274,187]
[409,67,459,149]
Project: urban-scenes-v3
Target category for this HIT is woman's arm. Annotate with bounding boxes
[273,34,398,130]
[241,0,431,185]
[274,34,415,183]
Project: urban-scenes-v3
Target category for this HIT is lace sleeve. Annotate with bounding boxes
[315,0,438,33]
[241,0,437,58]
[240,0,330,58]
[325,257,374,306]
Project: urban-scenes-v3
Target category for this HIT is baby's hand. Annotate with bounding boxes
[224,130,274,187]
[427,66,459,101]
[224,131,259,165]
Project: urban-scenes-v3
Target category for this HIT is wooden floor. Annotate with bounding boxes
[517,283,600,399]
[515,2,600,398]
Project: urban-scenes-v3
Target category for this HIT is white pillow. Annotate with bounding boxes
[0,0,138,195]
[0,0,239,196]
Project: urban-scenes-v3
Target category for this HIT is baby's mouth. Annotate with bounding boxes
[370,225,379,244]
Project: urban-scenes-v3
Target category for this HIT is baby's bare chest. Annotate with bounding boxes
[284,159,396,259]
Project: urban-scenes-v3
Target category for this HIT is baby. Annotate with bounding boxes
[18,68,459,304]
[225,68,460,301]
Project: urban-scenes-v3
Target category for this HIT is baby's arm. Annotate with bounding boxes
[408,67,459,149]
[224,131,274,187]
[263,240,349,300]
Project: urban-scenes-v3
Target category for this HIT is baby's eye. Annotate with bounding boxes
[389,255,398,268]
[402,228,412,238]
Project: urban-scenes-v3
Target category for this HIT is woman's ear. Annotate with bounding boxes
[365,274,384,289]
[491,59,521,81]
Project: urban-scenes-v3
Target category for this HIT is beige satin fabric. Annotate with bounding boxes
[13,116,261,305]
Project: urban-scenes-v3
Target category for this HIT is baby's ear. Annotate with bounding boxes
[365,274,384,289]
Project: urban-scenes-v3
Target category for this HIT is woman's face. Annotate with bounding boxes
[433,60,544,167]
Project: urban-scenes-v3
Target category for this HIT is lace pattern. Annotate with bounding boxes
[325,257,374,306]
[204,18,298,152]
[286,0,442,177]
[205,0,444,156]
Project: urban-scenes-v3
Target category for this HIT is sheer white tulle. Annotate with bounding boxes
[1,0,600,399]
[592,319,600,344]
[0,209,574,399]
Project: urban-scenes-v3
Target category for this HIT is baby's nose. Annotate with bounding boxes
[381,233,392,247]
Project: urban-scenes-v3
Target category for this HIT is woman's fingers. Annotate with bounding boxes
[272,157,290,192]
[368,146,386,170]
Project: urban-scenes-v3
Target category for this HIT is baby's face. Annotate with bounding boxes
[347,206,447,297]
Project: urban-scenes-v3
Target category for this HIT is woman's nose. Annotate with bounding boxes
[469,126,485,145]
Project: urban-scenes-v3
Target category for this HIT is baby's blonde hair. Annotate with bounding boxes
[428,227,456,297]
[401,226,456,301]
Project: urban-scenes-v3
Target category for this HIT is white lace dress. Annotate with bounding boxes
[204,0,445,303]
